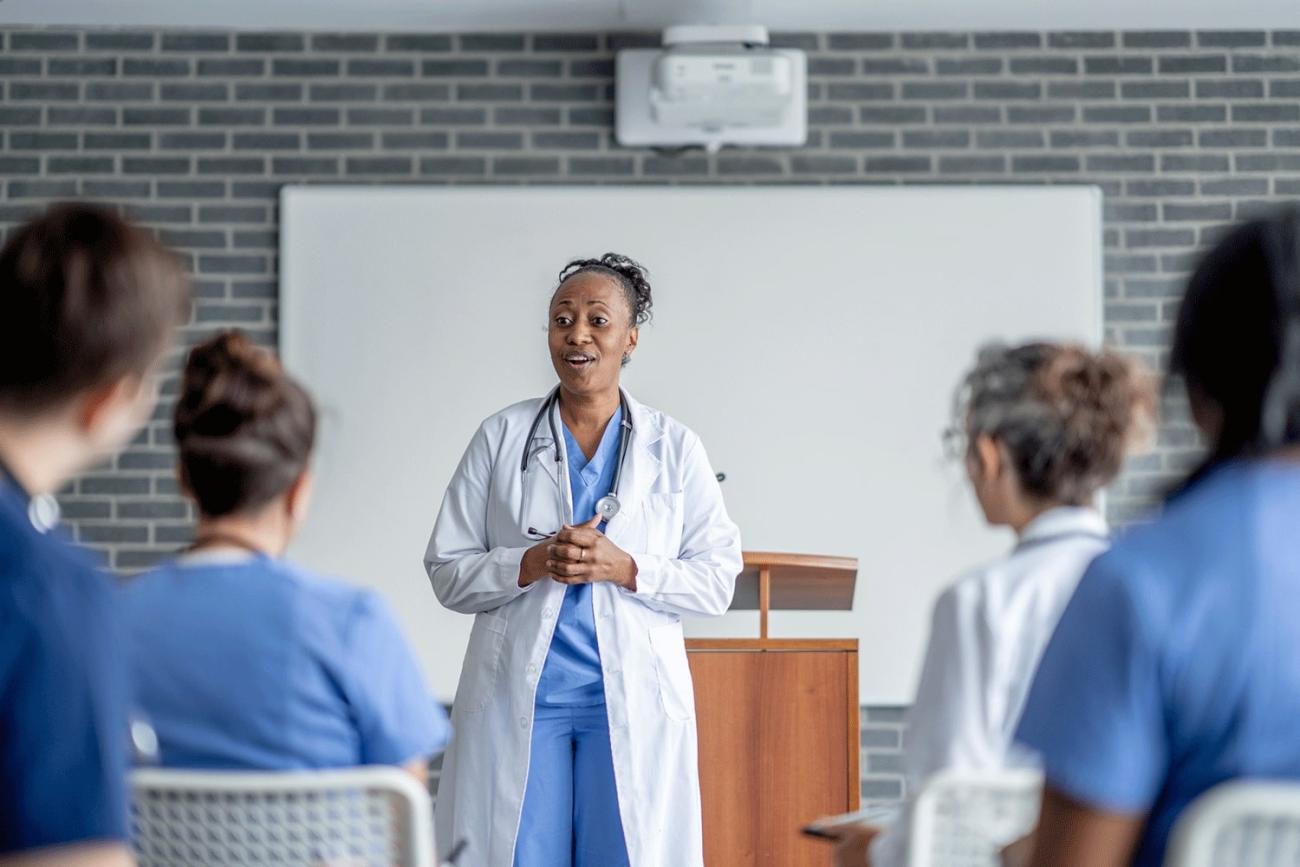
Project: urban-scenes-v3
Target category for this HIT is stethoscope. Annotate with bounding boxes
[0,457,61,534]
[521,386,632,536]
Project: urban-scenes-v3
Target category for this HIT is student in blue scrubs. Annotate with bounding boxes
[0,204,190,865]
[513,402,630,867]
[1015,209,1300,867]
[122,331,449,780]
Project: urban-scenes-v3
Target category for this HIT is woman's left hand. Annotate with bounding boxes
[546,514,638,591]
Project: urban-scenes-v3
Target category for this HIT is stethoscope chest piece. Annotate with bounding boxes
[594,494,621,522]
[28,494,60,534]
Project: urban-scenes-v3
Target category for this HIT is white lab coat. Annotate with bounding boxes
[424,391,742,867]
[869,506,1109,867]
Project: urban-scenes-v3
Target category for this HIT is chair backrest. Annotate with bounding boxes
[131,766,436,867]
[908,768,1043,867]
[1167,781,1300,867]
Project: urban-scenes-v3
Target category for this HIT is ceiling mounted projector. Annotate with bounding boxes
[616,25,807,153]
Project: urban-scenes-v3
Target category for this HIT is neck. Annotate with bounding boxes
[1009,499,1077,536]
[193,511,292,558]
[558,386,621,431]
[0,414,86,496]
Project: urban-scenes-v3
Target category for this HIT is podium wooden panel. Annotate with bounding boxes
[687,553,860,867]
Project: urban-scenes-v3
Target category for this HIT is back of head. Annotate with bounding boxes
[959,342,1156,505]
[174,331,316,518]
[0,202,190,414]
[1172,209,1300,481]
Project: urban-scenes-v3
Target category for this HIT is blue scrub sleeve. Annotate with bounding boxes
[0,571,129,852]
[343,591,451,766]
[1015,550,1167,814]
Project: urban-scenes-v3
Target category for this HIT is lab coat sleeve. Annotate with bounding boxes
[868,580,998,867]
[623,433,743,618]
[424,422,533,614]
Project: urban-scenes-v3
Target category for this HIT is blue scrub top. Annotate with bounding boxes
[0,480,129,853]
[121,555,450,770]
[535,406,623,708]
[1016,460,1300,866]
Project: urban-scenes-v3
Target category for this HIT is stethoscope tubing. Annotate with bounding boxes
[521,386,633,519]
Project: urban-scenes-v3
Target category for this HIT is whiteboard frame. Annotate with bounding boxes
[279,183,1104,705]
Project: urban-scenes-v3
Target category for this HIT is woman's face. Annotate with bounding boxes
[548,272,638,398]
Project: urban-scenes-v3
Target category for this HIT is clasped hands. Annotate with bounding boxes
[518,514,638,591]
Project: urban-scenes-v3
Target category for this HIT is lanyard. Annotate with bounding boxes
[186,531,272,559]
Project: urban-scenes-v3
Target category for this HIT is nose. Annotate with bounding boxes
[566,323,592,344]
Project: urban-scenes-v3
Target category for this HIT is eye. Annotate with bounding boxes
[553,315,573,327]
[590,316,609,327]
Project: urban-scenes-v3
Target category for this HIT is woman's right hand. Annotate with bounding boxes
[517,538,554,588]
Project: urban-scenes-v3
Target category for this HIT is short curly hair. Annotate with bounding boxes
[955,342,1155,505]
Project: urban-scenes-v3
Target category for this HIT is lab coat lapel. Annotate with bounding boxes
[525,435,561,490]
[605,393,663,544]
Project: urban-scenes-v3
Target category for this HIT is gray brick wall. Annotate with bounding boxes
[4,26,1300,804]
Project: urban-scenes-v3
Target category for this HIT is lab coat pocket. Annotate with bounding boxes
[639,491,685,557]
[648,621,696,723]
[455,611,509,715]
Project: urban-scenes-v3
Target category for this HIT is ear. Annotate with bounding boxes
[624,325,639,360]
[972,434,1002,483]
[77,376,143,436]
[176,460,194,501]
[285,467,315,525]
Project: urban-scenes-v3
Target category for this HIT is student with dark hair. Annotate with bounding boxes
[1015,209,1300,867]
[121,331,449,780]
[1013,210,1300,867]
[832,342,1154,867]
[0,203,190,865]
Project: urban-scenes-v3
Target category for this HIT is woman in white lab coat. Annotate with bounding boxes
[424,254,742,867]
[833,342,1154,867]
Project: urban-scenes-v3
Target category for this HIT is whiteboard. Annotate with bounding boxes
[281,185,1102,704]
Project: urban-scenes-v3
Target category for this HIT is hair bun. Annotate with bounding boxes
[1043,347,1156,455]
[174,331,286,442]
[174,330,316,518]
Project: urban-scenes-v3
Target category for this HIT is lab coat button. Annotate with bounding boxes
[543,607,555,619]
[527,663,538,675]
[519,717,528,729]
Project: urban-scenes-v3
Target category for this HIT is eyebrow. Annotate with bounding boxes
[551,298,612,309]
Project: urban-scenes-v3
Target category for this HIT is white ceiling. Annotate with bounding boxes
[2,0,1299,33]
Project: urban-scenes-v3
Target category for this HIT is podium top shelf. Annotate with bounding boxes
[731,551,859,612]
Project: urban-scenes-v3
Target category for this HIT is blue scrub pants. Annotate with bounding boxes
[513,703,630,867]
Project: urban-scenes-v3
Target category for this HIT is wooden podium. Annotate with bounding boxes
[687,552,860,866]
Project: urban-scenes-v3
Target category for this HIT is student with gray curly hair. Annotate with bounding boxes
[833,341,1154,867]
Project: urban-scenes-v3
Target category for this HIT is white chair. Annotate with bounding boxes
[131,766,437,867]
[908,768,1043,867]
[1166,781,1300,867]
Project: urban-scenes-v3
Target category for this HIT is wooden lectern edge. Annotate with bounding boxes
[685,638,859,652]
[742,551,859,571]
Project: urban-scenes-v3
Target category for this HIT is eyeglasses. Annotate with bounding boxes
[941,425,969,462]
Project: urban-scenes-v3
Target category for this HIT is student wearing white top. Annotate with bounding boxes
[832,341,1154,867]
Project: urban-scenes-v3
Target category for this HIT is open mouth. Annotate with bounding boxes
[563,352,596,371]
